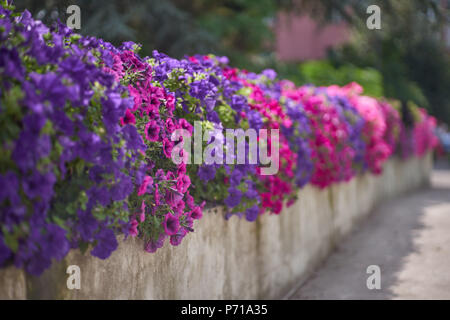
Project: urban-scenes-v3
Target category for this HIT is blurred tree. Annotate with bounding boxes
[13,0,218,58]
[174,0,278,67]
[13,0,450,124]
[13,0,280,68]
[285,0,450,124]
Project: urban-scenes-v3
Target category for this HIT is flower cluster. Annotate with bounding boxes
[100,48,206,252]
[0,4,438,276]
[0,5,145,275]
[230,72,305,214]
[282,84,358,188]
[413,108,439,157]
[326,83,394,174]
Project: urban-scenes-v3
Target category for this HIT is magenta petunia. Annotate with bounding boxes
[177,162,186,176]
[178,118,193,134]
[165,187,183,207]
[169,229,187,246]
[163,213,180,236]
[165,118,176,133]
[144,120,160,141]
[120,109,136,126]
[165,94,176,114]
[137,175,153,196]
[139,200,146,222]
[129,218,139,237]
[174,200,185,215]
[185,192,195,209]
[190,206,203,220]
[162,138,174,158]
[176,174,191,193]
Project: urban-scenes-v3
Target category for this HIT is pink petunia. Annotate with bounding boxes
[129,218,139,237]
[163,213,180,236]
[144,120,160,142]
[120,109,136,126]
[137,175,153,196]
[176,174,191,193]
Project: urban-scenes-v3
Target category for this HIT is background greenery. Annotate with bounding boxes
[14,0,450,125]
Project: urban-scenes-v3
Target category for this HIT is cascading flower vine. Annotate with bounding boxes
[0,5,146,275]
[0,3,438,276]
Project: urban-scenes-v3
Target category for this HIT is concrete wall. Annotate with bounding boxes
[0,153,432,300]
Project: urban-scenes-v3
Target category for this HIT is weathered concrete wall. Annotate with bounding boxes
[0,153,433,300]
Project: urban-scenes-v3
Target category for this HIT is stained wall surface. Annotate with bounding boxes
[0,153,432,299]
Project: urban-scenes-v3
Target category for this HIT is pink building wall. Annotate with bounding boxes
[275,12,351,62]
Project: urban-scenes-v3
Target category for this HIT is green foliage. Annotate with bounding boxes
[13,0,217,58]
[296,60,384,97]
[321,0,450,124]
[14,0,450,124]
[13,0,278,66]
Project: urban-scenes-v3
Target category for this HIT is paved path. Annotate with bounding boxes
[290,166,450,299]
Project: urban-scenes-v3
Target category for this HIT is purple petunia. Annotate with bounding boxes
[245,205,259,222]
[230,95,247,112]
[247,110,263,131]
[91,228,118,260]
[197,164,217,182]
[224,187,243,208]
[22,171,56,203]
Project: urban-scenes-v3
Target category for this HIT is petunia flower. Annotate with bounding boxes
[144,120,160,141]
[163,213,180,236]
